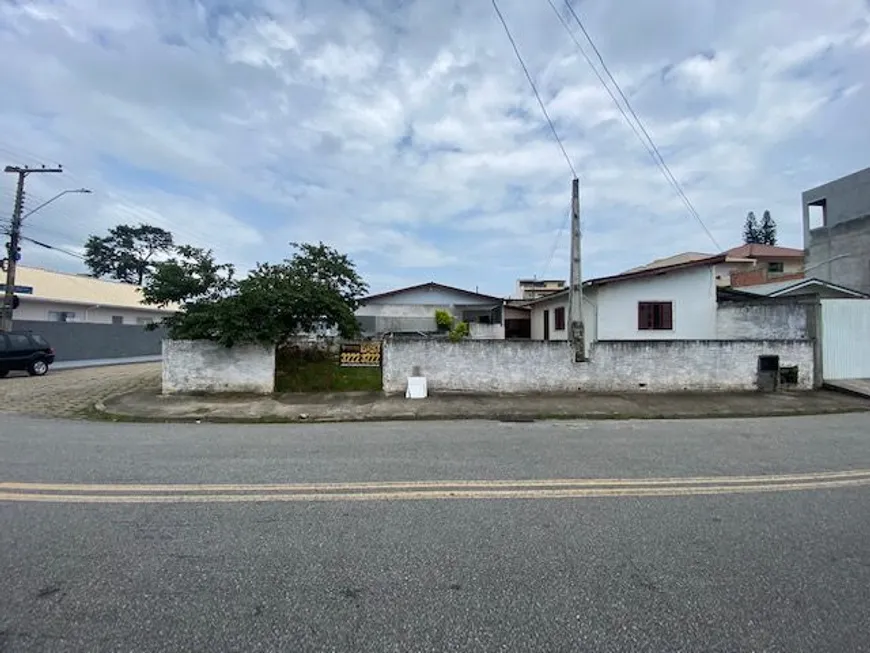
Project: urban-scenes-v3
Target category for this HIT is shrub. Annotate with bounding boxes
[435,309,454,331]
[448,321,470,342]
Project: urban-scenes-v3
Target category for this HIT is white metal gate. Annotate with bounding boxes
[821,299,870,380]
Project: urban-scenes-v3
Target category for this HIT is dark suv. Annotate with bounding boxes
[0,331,55,377]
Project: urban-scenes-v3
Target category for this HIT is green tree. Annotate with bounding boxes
[743,211,761,244]
[84,224,174,284]
[759,210,777,245]
[142,242,368,347]
[142,245,236,306]
[141,246,238,343]
[237,242,369,341]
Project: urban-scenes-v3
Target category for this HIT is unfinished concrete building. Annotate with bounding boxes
[802,166,870,295]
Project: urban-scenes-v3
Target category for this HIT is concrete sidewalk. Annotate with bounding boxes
[825,378,870,400]
[100,389,870,423]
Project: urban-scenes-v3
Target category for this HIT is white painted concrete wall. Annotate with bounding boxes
[162,340,275,394]
[383,339,814,393]
[595,266,717,340]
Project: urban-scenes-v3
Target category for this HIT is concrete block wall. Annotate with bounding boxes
[162,340,275,394]
[716,303,810,340]
[806,214,870,295]
[382,339,814,394]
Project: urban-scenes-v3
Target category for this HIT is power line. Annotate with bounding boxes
[549,0,721,251]
[491,0,577,178]
[20,235,85,260]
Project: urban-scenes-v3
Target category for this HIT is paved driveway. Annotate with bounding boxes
[0,363,160,417]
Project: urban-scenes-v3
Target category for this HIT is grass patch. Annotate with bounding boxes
[275,348,382,393]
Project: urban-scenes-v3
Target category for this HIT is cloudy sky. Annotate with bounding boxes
[1,0,868,296]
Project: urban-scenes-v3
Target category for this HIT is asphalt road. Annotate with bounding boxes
[2,414,869,652]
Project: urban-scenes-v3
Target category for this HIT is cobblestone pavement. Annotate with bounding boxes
[0,363,160,417]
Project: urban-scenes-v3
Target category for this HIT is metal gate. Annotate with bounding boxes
[821,299,870,380]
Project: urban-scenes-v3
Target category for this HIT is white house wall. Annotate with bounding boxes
[356,287,503,335]
[16,298,168,325]
[356,304,441,319]
[595,266,717,340]
[529,294,597,346]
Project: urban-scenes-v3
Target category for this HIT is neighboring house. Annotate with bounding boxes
[606,245,804,288]
[524,244,815,344]
[719,244,805,287]
[729,277,868,300]
[802,166,870,295]
[355,282,507,338]
[5,266,177,325]
[515,278,566,300]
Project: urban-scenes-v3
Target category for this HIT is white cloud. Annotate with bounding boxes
[1,0,868,296]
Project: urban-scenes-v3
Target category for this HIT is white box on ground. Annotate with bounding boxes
[406,376,428,399]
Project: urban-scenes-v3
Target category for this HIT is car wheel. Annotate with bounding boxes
[0,370,8,378]
[27,359,49,376]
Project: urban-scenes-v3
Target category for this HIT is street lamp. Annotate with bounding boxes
[21,188,92,221]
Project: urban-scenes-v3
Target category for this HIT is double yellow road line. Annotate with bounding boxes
[2,469,870,503]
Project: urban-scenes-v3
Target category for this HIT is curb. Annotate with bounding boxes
[90,398,870,425]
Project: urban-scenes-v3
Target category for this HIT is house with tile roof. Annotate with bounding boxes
[522,244,837,347]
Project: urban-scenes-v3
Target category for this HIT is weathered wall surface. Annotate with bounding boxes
[14,320,165,362]
[383,339,814,394]
[162,340,275,394]
[806,214,870,295]
[716,303,811,340]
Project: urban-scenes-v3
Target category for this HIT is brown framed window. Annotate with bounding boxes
[554,306,566,331]
[638,302,673,330]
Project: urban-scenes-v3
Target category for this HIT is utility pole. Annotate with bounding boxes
[2,165,63,331]
[568,177,585,361]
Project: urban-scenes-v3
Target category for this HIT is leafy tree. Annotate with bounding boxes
[759,210,777,245]
[141,246,238,343]
[142,245,236,307]
[743,211,761,244]
[142,242,368,347]
[84,224,174,284]
[236,242,369,341]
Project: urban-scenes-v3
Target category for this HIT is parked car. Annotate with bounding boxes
[0,331,55,377]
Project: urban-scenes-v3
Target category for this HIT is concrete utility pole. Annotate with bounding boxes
[2,165,63,332]
[568,177,585,361]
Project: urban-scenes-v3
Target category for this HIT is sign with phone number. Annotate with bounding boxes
[340,342,381,367]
